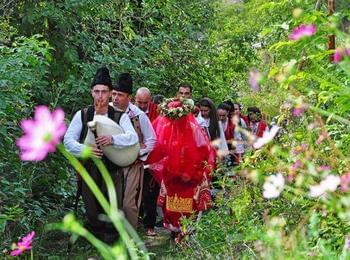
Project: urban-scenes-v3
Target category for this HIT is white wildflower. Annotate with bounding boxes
[253,125,280,149]
[263,173,285,199]
[309,175,340,198]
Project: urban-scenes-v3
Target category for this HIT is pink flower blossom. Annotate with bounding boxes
[292,103,308,117]
[289,24,316,41]
[341,172,350,192]
[319,165,331,172]
[248,70,262,92]
[292,107,305,117]
[333,48,343,63]
[292,143,308,155]
[290,160,302,172]
[16,106,66,161]
[10,231,35,256]
[316,131,328,145]
[333,47,350,63]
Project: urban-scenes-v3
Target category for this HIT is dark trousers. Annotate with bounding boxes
[81,162,120,243]
[141,169,160,229]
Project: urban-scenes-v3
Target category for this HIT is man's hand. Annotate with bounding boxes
[91,146,103,158]
[95,99,108,114]
[96,135,113,147]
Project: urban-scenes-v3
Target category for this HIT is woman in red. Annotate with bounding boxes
[245,106,268,138]
[147,98,215,240]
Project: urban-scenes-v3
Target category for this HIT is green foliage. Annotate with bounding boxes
[2,0,350,258]
[168,0,350,259]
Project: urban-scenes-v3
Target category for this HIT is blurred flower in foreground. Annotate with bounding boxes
[10,231,35,256]
[16,106,66,161]
[292,8,303,18]
[292,143,308,155]
[290,160,302,172]
[253,125,280,149]
[319,165,331,172]
[341,172,350,192]
[344,235,350,251]
[316,131,328,145]
[289,24,316,41]
[333,47,350,63]
[292,103,308,117]
[263,173,285,199]
[249,69,263,92]
[309,175,340,198]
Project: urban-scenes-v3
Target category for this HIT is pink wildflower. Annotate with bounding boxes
[289,24,316,41]
[341,172,350,192]
[292,107,305,116]
[248,70,262,92]
[290,160,302,172]
[333,48,343,63]
[319,165,331,172]
[16,106,66,161]
[333,47,350,63]
[316,131,328,145]
[292,103,308,117]
[10,231,35,256]
[292,143,308,155]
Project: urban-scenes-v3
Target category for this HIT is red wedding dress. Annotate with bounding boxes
[147,113,216,232]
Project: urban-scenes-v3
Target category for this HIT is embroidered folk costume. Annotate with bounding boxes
[147,98,215,232]
[64,67,139,243]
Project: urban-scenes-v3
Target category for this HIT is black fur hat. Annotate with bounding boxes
[91,67,113,89]
[114,73,133,94]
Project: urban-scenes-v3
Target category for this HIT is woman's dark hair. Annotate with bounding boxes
[223,100,235,118]
[199,98,220,140]
[247,106,262,121]
[152,94,164,105]
[217,103,230,111]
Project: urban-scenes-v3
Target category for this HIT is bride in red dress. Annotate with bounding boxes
[147,98,216,236]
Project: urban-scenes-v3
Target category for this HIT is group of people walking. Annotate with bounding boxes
[63,67,269,244]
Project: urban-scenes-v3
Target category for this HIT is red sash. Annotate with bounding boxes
[247,120,267,138]
[242,115,249,126]
[224,119,235,141]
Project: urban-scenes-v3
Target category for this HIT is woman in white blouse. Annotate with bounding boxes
[197,98,228,153]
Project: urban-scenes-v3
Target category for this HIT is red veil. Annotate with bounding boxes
[147,113,216,231]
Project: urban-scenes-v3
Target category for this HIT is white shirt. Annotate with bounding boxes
[123,102,157,161]
[64,109,138,157]
[233,118,246,154]
[250,121,269,136]
[196,113,228,152]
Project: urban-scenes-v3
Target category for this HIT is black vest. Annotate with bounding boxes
[79,105,123,169]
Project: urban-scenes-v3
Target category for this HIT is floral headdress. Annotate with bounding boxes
[159,98,195,119]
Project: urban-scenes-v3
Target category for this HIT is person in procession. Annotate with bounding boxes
[197,98,228,153]
[111,73,157,230]
[135,87,160,236]
[244,106,268,138]
[147,95,215,242]
[63,67,139,243]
